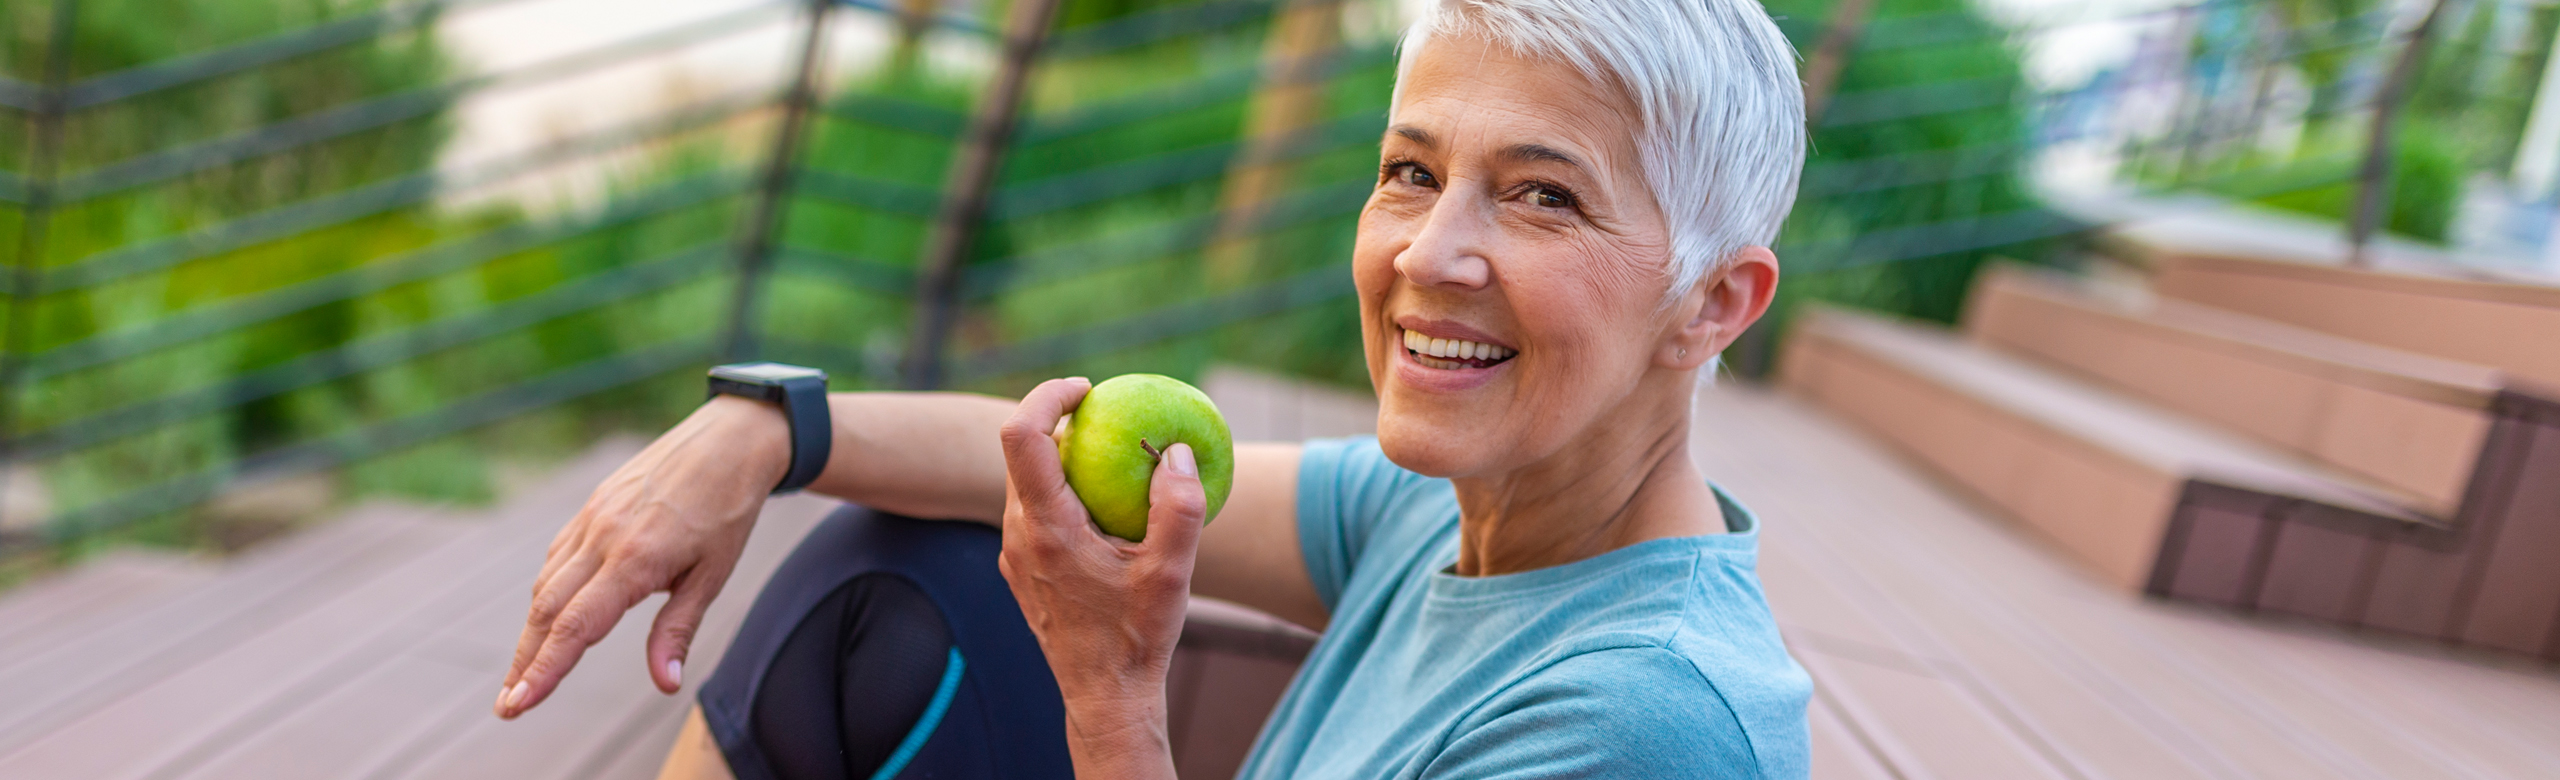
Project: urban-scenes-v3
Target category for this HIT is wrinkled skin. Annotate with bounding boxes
[498,397,788,716]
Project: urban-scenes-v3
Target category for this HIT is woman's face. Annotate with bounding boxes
[1355,33,1687,478]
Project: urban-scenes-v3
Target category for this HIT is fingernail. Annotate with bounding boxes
[665,658,684,687]
[503,680,530,711]
[1167,443,1197,477]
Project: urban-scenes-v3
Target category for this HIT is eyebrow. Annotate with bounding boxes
[1389,125,1436,148]
[1498,143,1591,174]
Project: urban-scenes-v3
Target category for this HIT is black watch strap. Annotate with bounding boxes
[708,363,832,494]
[773,374,831,493]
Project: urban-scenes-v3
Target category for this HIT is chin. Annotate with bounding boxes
[1371,398,1493,478]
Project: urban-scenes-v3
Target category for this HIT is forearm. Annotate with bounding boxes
[804,391,1018,523]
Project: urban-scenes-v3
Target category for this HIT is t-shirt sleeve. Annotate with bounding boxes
[1421,648,1780,780]
[1294,437,1430,610]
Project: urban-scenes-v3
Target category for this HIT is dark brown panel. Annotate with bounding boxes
[2159,487,2278,607]
[2456,422,2560,654]
[2363,413,2536,640]
[2254,509,2380,623]
[2359,541,2472,640]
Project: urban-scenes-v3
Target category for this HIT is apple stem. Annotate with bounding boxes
[1138,438,1163,462]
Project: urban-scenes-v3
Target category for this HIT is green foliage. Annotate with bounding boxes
[2155,0,2537,246]
[2205,121,2465,243]
[2261,0,2385,117]
[0,0,463,544]
[781,7,1389,396]
[0,0,763,560]
[2145,0,2553,247]
[1759,0,2051,338]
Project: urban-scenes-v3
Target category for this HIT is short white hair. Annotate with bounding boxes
[1393,0,1805,301]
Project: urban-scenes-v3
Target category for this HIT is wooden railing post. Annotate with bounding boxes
[0,0,82,546]
[900,0,1064,390]
[1799,0,1877,127]
[2348,0,2457,267]
[722,0,837,363]
[1205,0,1343,289]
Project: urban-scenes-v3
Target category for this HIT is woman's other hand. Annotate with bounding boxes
[996,377,1200,778]
[496,396,790,719]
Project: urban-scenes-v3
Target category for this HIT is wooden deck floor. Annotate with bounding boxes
[0,372,2554,779]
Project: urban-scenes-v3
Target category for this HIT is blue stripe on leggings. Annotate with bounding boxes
[869,647,966,780]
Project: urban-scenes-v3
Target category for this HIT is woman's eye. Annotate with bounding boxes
[1529,185,1573,209]
[1400,165,1438,188]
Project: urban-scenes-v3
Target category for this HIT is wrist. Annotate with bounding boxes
[703,395,793,487]
[1062,694,1172,772]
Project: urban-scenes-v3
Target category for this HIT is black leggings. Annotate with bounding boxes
[698,506,1072,780]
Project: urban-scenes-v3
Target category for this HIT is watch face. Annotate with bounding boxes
[710,362,827,384]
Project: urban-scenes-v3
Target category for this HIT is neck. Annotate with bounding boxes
[1446,375,1722,577]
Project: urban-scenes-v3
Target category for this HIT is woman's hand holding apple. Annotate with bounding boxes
[996,377,1201,780]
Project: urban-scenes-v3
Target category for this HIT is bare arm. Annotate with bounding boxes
[804,391,1018,522]
[496,387,1325,719]
[1191,442,1326,631]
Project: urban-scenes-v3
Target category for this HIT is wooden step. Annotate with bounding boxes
[1779,305,2436,592]
[1966,264,2501,516]
[0,550,211,657]
[2104,220,2560,392]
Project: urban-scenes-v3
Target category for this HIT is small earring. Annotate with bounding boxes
[1678,348,1688,359]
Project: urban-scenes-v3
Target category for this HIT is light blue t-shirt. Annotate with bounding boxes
[1232,437,1812,779]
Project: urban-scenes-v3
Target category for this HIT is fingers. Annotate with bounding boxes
[645,561,732,694]
[1142,443,1207,556]
[506,550,602,690]
[499,576,638,719]
[999,377,1091,524]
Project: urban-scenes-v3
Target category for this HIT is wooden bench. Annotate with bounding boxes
[2106,221,2560,392]
[1788,299,2560,661]
[1781,305,2438,593]
[1966,264,2501,516]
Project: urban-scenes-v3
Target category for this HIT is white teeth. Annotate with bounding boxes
[1397,327,1516,364]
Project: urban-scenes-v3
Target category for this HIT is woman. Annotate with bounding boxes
[496,0,1811,776]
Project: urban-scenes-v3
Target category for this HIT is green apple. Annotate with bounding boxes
[1058,374,1234,542]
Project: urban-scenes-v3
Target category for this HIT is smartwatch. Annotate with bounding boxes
[707,362,831,493]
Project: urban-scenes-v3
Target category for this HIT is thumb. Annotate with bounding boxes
[1142,442,1206,553]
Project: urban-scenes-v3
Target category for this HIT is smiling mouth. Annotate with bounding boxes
[1400,327,1517,370]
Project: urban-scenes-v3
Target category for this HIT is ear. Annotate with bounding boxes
[1658,246,1779,370]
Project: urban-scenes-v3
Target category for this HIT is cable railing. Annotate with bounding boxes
[0,0,2533,560]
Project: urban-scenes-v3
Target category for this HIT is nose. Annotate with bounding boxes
[1392,191,1493,291]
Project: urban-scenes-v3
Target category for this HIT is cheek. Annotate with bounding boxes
[1509,258,1663,380]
